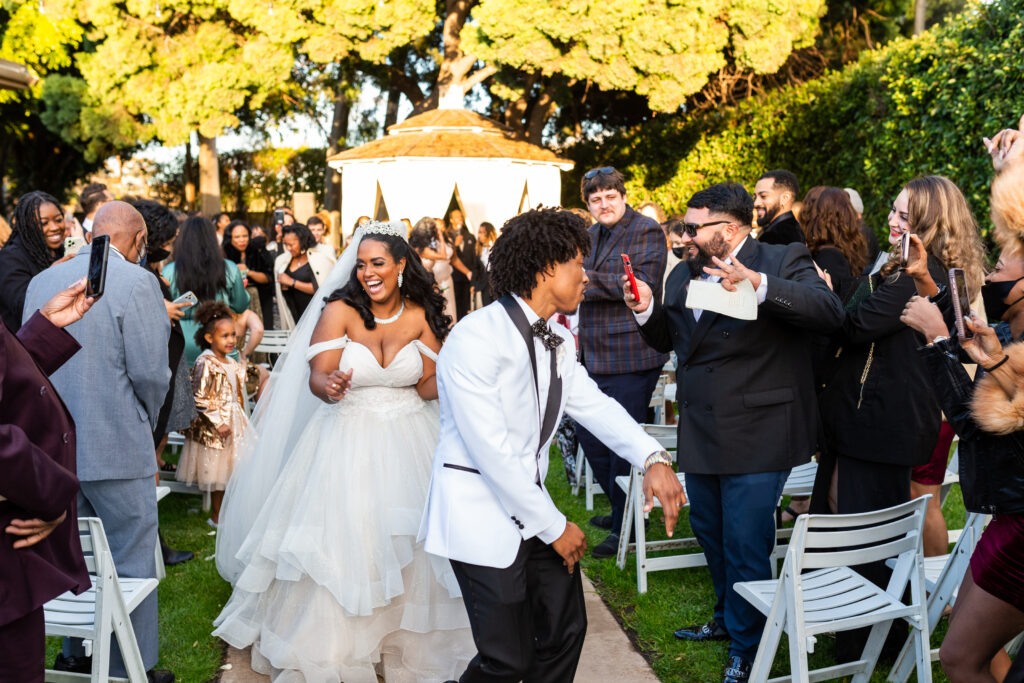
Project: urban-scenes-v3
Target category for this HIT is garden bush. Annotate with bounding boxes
[565,0,1024,238]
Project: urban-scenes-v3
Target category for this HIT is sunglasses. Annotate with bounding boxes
[682,220,730,237]
[584,166,616,179]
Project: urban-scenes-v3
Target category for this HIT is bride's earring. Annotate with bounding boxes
[398,270,404,289]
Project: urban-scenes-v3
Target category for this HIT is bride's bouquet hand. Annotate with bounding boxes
[324,368,353,402]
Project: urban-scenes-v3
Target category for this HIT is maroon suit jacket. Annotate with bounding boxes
[0,311,89,626]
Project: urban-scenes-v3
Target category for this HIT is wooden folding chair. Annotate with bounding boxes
[44,517,158,683]
[735,496,932,683]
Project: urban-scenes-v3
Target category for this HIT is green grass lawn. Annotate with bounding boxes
[546,456,965,682]
[47,450,965,682]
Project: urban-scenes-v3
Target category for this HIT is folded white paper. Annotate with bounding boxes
[685,278,758,320]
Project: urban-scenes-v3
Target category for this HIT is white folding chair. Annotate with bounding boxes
[253,329,290,364]
[575,443,605,510]
[735,496,932,683]
[888,511,988,682]
[648,374,668,425]
[44,517,158,683]
[154,486,170,581]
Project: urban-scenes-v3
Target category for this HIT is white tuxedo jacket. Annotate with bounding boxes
[419,298,663,569]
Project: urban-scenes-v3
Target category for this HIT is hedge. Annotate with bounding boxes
[564,0,1024,239]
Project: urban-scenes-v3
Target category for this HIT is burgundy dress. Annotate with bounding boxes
[971,514,1024,612]
[0,312,90,682]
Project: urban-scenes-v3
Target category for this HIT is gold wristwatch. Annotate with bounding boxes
[643,450,673,473]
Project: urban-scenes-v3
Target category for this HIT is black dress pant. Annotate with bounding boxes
[454,278,472,319]
[450,538,587,683]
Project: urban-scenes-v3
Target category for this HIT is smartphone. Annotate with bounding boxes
[173,290,198,307]
[64,236,86,256]
[273,209,285,227]
[621,253,640,300]
[86,234,110,300]
[949,267,974,340]
[900,233,911,266]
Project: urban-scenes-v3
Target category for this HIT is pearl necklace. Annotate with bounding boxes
[373,300,405,324]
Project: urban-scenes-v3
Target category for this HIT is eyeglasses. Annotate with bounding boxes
[682,220,730,237]
[584,166,616,179]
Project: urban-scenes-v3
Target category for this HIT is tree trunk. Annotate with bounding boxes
[184,138,196,210]
[913,0,927,35]
[384,86,401,129]
[324,85,351,245]
[525,88,557,145]
[197,133,221,217]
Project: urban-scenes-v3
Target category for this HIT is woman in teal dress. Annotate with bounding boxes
[163,216,249,365]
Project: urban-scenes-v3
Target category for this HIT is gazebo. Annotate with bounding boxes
[327,104,574,235]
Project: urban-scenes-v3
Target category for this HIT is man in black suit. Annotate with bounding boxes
[449,209,477,319]
[754,169,804,245]
[625,182,843,683]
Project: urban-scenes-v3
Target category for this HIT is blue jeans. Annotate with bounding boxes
[686,469,789,660]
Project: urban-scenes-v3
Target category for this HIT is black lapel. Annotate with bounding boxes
[584,224,601,270]
[594,208,635,265]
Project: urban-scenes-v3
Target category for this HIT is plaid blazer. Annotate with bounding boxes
[579,205,669,375]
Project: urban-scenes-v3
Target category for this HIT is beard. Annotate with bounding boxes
[758,201,780,226]
[686,231,731,279]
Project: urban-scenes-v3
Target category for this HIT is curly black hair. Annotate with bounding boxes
[282,223,316,251]
[488,208,591,299]
[126,198,179,254]
[11,191,63,270]
[325,233,452,340]
[193,300,234,350]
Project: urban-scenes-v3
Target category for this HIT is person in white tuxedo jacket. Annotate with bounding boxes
[419,208,686,683]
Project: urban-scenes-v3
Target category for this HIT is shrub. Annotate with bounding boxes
[565,0,1024,239]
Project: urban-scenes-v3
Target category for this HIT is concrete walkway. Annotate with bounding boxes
[220,571,659,682]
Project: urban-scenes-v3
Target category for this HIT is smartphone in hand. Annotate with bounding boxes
[900,233,911,266]
[949,267,974,340]
[621,254,640,300]
[173,291,198,307]
[64,236,86,257]
[87,234,110,300]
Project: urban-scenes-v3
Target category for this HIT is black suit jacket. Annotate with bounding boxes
[818,256,948,466]
[758,211,804,246]
[639,237,844,474]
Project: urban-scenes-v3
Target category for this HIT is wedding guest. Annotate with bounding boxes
[637,200,667,226]
[0,191,67,332]
[754,169,804,245]
[473,221,497,308]
[24,202,173,683]
[78,183,112,236]
[409,217,459,322]
[222,221,274,330]
[800,186,868,301]
[813,174,986,661]
[307,213,337,263]
[1,279,93,683]
[273,223,332,328]
[164,216,250,365]
[212,212,231,246]
[449,210,476,319]
[577,166,669,558]
[180,302,249,528]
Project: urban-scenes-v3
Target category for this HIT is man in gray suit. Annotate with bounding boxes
[24,201,173,683]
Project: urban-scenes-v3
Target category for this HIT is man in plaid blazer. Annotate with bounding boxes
[577,167,670,558]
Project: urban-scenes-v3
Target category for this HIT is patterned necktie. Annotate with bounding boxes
[531,318,564,350]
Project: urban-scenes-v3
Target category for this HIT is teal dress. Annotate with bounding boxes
[163,260,250,366]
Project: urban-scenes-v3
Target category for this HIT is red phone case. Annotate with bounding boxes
[621,254,640,299]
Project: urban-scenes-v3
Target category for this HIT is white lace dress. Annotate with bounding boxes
[213,337,475,683]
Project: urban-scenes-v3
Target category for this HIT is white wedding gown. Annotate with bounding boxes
[213,337,475,683]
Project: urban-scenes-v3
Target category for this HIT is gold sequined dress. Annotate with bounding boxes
[180,351,248,491]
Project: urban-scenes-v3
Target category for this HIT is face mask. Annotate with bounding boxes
[671,246,686,259]
[136,238,148,268]
[148,246,170,263]
[981,276,1024,320]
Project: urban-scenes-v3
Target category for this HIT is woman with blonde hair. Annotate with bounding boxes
[813,174,986,660]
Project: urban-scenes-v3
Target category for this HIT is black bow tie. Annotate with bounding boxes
[531,319,564,350]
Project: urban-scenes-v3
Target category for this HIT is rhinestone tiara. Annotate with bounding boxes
[360,220,407,241]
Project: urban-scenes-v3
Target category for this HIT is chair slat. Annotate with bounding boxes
[800,535,920,569]
[802,513,919,549]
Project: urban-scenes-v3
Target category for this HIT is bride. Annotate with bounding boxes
[213,221,475,682]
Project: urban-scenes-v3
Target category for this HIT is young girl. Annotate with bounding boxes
[181,301,249,527]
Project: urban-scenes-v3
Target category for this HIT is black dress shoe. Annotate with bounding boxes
[722,655,751,683]
[53,654,91,673]
[147,669,175,683]
[159,532,194,566]
[591,532,620,559]
[674,619,730,641]
[589,514,613,530]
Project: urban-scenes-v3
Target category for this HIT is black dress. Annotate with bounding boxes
[283,261,317,322]
[0,235,55,333]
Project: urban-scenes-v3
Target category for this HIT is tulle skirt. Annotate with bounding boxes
[179,404,247,492]
[213,387,475,682]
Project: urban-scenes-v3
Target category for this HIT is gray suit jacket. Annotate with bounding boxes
[24,246,170,482]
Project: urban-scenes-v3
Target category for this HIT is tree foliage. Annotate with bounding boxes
[564,0,1024,241]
